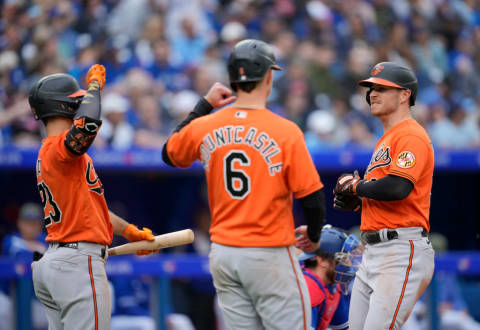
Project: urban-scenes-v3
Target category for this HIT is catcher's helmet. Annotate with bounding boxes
[298,225,363,294]
[29,73,86,121]
[227,39,282,84]
[359,62,418,106]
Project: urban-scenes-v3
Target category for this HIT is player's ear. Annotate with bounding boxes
[400,89,411,105]
[264,69,273,86]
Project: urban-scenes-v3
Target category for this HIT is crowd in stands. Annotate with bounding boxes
[0,0,479,151]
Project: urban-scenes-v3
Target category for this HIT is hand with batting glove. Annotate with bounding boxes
[121,224,158,256]
[86,64,106,90]
[334,170,363,196]
[333,193,362,212]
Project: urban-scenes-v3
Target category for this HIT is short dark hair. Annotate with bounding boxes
[230,81,260,93]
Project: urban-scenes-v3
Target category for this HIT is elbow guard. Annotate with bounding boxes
[65,117,102,155]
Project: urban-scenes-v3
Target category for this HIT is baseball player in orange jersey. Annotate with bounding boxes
[162,39,326,330]
[333,62,435,329]
[29,65,157,330]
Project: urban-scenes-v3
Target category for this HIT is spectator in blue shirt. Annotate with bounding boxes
[2,202,47,259]
[1,202,48,330]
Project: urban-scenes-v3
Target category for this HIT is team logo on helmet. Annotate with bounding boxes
[371,64,384,76]
[238,67,247,81]
[396,151,416,168]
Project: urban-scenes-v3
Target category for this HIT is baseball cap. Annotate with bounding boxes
[221,22,247,43]
[102,93,129,115]
[306,110,336,136]
[298,225,351,261]
[19,203,43,221]
[168,90,200,117]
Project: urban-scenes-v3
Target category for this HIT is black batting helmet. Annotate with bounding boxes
[359,62,418,106]
[227,39,282,85]
[29,73,86,121]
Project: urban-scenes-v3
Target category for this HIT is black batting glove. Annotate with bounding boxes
[334,170,363,197]
[333,193,362,212]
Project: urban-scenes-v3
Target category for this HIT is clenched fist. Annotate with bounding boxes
[204,82,237,109]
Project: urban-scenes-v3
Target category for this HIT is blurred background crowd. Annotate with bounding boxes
[1,0,480,151]
[1,1,480,329]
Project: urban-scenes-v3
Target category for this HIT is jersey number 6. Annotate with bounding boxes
[224,150,251,200]
[38,181,62,227]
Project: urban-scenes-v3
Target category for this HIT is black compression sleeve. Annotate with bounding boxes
[74,82,101,120]
[162,98,213,167]
[299,189,326,243]
[173,97,213,133]
[356,175,413,201]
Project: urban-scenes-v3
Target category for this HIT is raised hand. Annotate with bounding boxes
[204,82,237,108]
[86,64,106,90]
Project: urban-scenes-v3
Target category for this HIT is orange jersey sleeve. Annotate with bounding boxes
[388,135,430,185]
[361,119,434,232]
[36,131,113,245]
[166,107,323,247]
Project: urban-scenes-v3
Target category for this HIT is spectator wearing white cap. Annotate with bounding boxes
[98,93,135,150]
[167,90,201,125]
[305,109,344,150]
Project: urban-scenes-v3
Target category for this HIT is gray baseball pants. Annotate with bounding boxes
[32,242,111,330]
[209,243,311,330]
[349,227,435,330]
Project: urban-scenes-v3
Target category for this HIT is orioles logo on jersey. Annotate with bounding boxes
[366,144,391,174]
[86,161,104,195]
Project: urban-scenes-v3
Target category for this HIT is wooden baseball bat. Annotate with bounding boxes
[108,229,195,256]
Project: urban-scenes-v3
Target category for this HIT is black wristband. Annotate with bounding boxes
[307,227,320,243]
[193,97,213,116]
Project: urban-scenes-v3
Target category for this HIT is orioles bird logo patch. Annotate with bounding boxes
[371,64,384,76]
[239,67,247,81]
[396,151,416,168]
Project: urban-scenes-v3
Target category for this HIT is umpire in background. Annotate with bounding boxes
[334,62,435,329]
[162,39,326,330]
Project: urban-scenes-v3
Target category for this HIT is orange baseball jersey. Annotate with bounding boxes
[361,118,434,232]
[36,130,113,245]
[166,107,323,247]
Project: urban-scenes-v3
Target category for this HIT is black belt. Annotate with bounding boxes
[58,242,79,249]
[361,228,427,245]
[57,242,106,259]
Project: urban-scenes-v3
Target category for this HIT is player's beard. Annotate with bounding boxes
[326,261,336,284]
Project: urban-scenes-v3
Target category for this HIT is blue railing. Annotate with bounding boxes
[1,252,480,330]
[1,147,479,171]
